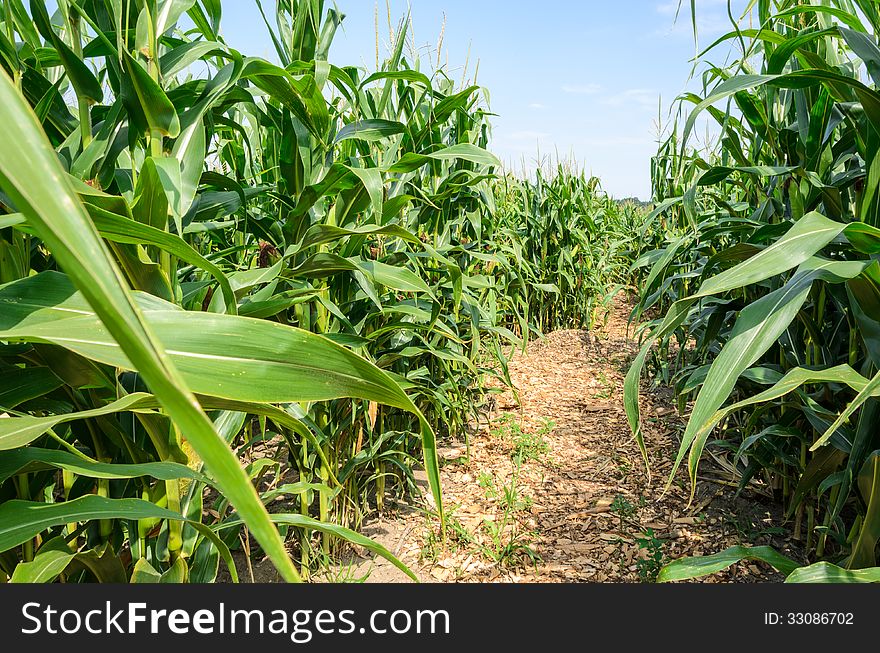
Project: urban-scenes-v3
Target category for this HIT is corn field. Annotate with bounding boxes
[0,0,648,583]
[5,0,880,586]
[629,0,880,582]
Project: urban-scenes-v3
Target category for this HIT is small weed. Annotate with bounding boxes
[480,470,533,512]
[512,429,549,464]
[477,471,498,500]
[610,494,637,519]
[420,524,439,563]
[635,528,665,583]
[481,519,541,569]
[592,371,615,399]
[450,516,476,546]
[490,413,517,437]
[491,414,552,464]
[476,425,543,568]
[420,512,473,562]
[313,553,372,583]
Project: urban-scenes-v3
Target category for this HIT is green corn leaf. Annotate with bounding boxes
[625,214,851,471]
[29,0,103,104]
[121,50,181,138]
[0,497,238,582]
[10,539,126,583]
[0,447,210,485]
[386,144,502,174]
[0,393,159,451]
[847,452,880,568]
[0,70,295,581]
[335,119,406,144]
[786,562,880,583]
[678,259,870,494]
[658,545,801,582]
[0,271,442,525]
[0,366,63,409]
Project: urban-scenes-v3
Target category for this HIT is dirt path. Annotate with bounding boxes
[343,295,801,583]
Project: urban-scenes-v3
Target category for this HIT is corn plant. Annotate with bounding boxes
[628,0,880,579]
[494,167,649,336]
[0,0,651,584]
[0,0,490,583]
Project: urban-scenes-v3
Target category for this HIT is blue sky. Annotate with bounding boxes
[219,0,748,200]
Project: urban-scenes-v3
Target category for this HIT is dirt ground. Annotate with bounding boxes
[319,294,804,584]
[227,295,803,583]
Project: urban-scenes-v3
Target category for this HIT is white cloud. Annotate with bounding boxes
[528,102,548,110]
[600,88,659,109]
[561,83,602,95]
